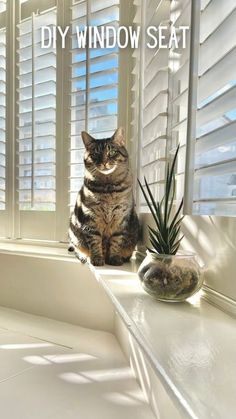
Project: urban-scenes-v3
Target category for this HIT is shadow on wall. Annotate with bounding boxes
[181,216,236,300]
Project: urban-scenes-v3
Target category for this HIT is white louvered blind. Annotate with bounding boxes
[0,0,6,211]
[192,0,236,216]
[18,8,57,211]
[139,0,170,207]
[70,0,120,208]
[129,0,141,192]
[0,0,130,241]
[168,0,191,202]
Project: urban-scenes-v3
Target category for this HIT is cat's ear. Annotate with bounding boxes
[112,127,125,147]
[81,131,94,149]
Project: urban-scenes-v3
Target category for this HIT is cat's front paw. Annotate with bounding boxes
[90,256,105,267]
[106,255,124,266]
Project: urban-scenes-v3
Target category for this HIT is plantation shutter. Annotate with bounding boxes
[168,0,191,203]
[139,0,170,208]
[0,0,6,211]
[129,0,141,197]
[16,0,58,239]
[192,0,236,216]
[70,0,120,208]
[0,0,6,237]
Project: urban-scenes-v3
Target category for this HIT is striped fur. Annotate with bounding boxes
[68,128,139,266]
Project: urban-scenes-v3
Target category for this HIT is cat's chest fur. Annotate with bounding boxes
[92,188,132,234]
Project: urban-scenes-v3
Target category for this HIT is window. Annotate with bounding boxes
[189,0,236,216]
[0,0,123,241]
[70,0,120,208]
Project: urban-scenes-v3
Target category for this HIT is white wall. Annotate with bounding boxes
[181,215,236,301]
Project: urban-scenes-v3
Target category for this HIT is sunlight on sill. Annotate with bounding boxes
[103,391,144,406]
[95,268,137,277]
[59,372,91,384]
[110,278,141,287]
[186,290,203,307]
[45,353,97,363]
[59,367,133,384]
[22,355,51,365]
[0,342,54,350]
[23,353,98,365]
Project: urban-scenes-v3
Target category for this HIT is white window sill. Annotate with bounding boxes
[90,260,236,419]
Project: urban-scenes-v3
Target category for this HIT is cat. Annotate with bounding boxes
[68,127,139,266]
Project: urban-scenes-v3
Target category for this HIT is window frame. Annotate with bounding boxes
[183,0,200,215]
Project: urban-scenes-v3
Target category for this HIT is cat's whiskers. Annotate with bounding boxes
[84,168,96,180]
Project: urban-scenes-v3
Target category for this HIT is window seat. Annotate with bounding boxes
[0,243,235,418]
[91,260,236,419]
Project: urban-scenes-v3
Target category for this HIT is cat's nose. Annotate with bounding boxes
[102,163,108,169]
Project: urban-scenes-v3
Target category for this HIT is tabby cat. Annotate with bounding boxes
[68,128,139,266]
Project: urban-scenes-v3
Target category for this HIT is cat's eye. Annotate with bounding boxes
[109,149,118,158]
[90,152,98,160]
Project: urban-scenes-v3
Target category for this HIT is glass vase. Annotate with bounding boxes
[138,251,203,302]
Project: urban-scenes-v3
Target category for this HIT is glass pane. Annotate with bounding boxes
[70,0,120,209]
[89,101,117,118]
[88,115,117,134]
[194,171,236,201]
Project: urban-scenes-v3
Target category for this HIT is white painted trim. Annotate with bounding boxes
[202,285,236,318]
[55,0,71,241]
[118,0,134,146]
[184,0,200,214]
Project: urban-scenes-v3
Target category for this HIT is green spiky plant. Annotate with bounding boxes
[138,145,184,255]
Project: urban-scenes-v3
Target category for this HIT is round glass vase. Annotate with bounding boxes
[138,251,203,302]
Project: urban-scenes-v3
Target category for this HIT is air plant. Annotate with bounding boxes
[138,145,184,255]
